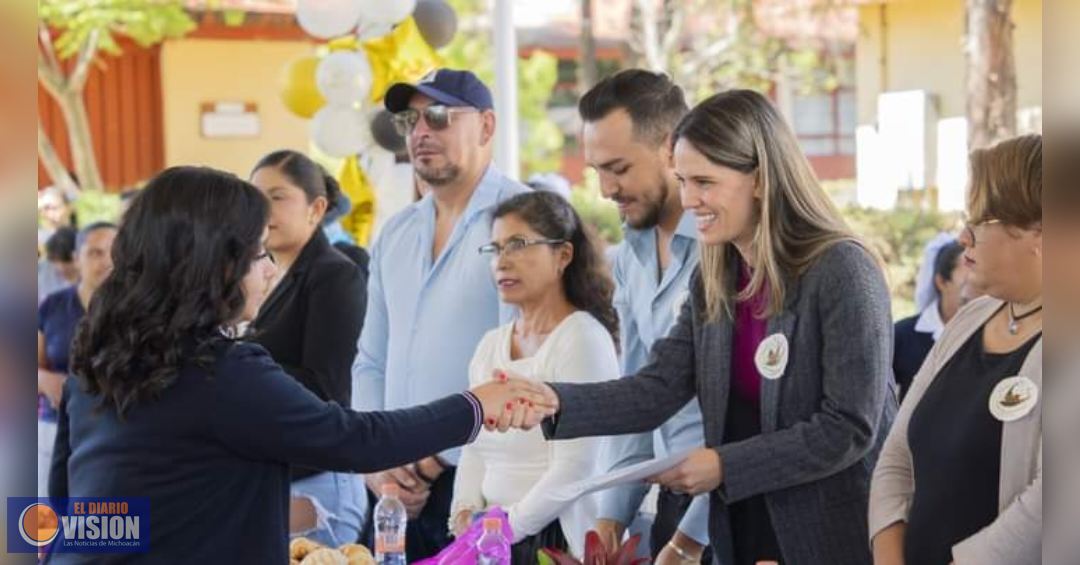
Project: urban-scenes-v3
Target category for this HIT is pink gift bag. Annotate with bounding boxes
[415,507,513,565]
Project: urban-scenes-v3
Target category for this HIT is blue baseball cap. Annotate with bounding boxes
[384,68,494,113]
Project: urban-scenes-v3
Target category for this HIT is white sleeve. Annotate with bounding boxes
[507,318,620,540]
[451,444,487,517]
[450,330,500,516]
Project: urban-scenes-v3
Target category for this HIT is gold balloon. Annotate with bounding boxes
[362,17,444,104]
[327,36,360,53]
[338,156,377,246]
[279,56,326,119]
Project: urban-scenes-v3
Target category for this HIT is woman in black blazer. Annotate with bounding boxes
[51,166,549,563]
[248,150,368,547]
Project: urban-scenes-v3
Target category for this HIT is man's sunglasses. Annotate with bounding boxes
[391,105,478,136]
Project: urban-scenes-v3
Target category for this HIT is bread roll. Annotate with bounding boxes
[338,543,375,565]
[290,537,322,560]
[299,547,348,565]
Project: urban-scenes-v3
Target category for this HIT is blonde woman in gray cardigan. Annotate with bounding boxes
[499,89,897,565]
[870,135,1043,565]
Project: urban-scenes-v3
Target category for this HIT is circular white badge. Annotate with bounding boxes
[988,376,1039,422]
[755,333,789,380]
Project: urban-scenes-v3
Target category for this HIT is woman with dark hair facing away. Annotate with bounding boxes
[503,90,897,564]
[49,166,552,564]
[449,191,621,562]
[248,150,369,546]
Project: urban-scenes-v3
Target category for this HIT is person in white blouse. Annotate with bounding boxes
[450,191,621,561]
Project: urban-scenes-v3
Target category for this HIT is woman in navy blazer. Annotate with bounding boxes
[49,166,550,564]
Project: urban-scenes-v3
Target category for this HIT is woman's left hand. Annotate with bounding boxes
[647,448,723,496]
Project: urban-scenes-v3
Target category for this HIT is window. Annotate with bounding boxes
[792,88,856,157]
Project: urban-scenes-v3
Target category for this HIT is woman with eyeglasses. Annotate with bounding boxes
[246,150,369,547]
[50,166,551,564]
[449,191,620,562]
[870,134,1042,565]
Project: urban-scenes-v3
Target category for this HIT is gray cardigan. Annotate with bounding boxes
[544,241,897,565]
[869,297,1042,564]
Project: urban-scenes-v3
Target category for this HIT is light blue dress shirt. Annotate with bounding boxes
[599,212,710,545]
[351,166,528,465]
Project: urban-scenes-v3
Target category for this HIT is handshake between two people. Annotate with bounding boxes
[468,369,560,432]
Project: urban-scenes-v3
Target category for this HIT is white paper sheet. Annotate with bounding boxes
[547,449,694,502]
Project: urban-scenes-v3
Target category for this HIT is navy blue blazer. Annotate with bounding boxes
[892,314,935,400]
[49,341,481,564]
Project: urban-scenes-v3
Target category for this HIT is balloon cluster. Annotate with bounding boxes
[280,0,458,158]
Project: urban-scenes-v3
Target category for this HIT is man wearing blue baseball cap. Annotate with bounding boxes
[352,68,529,560]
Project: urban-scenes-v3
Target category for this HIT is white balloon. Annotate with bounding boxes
[296,0,363,39]
[356,0,416,26]
[316,52,373,106]
[311,106,373,158]
[356,20,394,40]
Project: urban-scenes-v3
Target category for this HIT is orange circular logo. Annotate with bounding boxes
[19,503,60,547]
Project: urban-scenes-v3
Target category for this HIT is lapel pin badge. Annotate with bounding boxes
[989,375,1039,422]
[755,333,789,380]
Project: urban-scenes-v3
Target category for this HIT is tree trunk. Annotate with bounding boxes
[578,0,598,94]
[37,28,104,192]
[54,88,105,192]
[965,0,1017,150]
[637,0,666,72]
[37,122,78,195]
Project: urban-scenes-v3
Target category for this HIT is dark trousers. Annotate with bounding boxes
[361,467,456,562]
[651,488,714,564]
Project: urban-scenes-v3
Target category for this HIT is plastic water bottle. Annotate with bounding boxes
[374,483,407,565]
[475,517,510,565]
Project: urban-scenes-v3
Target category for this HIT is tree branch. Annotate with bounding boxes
[660,1,684,60]
[37,121,77,194]
[679,29,739,77]
[38,25,64,79]
[69,28,100,92]
[38,28,67,99]
[38,56,65,101]
[636,0,665,72]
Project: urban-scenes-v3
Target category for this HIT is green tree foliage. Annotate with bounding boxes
[38,0,195,193]
[569,169,622,245]
[442,0,564,178]
[39,0,195,58]
[841,205,962,318]
[629,0,848,103]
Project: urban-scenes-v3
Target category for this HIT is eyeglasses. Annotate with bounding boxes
[391,105,478,136]
[962,217,1002,247]
[478,236,565,258]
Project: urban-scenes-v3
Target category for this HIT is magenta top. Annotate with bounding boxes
[731,260,770,408]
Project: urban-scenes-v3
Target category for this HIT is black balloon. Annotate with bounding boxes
[370,110,407,156]
[413,0,457,49]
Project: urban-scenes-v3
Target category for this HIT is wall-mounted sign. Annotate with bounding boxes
[200,101,260,138]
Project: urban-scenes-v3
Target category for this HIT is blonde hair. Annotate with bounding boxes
[968,134,1042,227]
[673,89,872,321]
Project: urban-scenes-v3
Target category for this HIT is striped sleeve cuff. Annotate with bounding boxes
[459,391,484,443]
